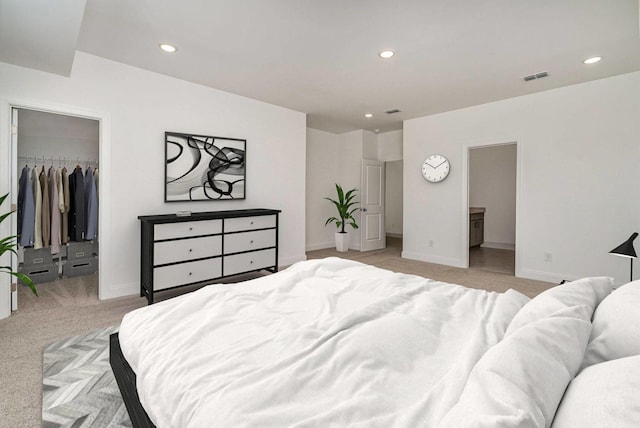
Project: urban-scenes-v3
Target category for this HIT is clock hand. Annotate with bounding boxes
[434,160,448,168]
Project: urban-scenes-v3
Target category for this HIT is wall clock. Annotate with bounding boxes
[422,154,450,183]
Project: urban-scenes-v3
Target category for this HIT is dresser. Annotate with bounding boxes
[138,209,280,304]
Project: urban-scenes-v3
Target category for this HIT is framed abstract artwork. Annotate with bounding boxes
[165,132,246,201]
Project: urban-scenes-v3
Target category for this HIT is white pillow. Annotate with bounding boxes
[581,279,640,369]
[440,305,592,428]
[552,355,640,428]
[505,277,613,336]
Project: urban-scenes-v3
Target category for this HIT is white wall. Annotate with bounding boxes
[0,52,307,309]
[378,130,403,161]
[469,144,516,248]
[385,160,403,236]
[305,128,340,250]
[404,72,640,285]
[17,108,100,170]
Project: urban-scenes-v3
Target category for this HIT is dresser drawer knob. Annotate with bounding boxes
[250,221,254,225]
[189,272,192,276]
[250,260,253,264]
[189,227,193,231]
[250,240,254,244]
[189,248,193,252]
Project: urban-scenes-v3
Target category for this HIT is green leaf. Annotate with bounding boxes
[0,193,39,297]
[325,185,359,231]
[10,272,38,296]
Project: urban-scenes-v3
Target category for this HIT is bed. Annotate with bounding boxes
[110,257,640,427]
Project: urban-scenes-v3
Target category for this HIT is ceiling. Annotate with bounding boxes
[2,1,639,134]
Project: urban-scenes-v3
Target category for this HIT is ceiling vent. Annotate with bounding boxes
[385,108,402,114]
[523,71,549,82]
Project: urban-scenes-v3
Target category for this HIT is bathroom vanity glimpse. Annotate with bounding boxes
[469,207,485,247]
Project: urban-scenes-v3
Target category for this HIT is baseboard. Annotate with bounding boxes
[305,241,335,251]
[386,233,403,239]
[100,281,138,300]
[401,251,466,268]
[481,242,515,251]
[279,254,307,268]
[517,268,581,285]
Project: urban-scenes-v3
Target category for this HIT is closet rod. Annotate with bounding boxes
[18,155,99,167]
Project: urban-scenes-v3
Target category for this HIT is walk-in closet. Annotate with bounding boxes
[14,108,100,302]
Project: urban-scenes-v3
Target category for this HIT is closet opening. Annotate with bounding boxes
[12,108,100,310]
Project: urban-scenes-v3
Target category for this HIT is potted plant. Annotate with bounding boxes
[324,184,359,252]
[1,193,37,296]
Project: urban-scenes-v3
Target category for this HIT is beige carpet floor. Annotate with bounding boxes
[0,240,552,426]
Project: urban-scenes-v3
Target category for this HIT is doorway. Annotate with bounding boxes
[359,159,404,252]
[7,102,108,312]
[385,160,403,250]
[465,142,518,275]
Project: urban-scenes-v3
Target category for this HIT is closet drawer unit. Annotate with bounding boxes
[63,257,98,277]
[154,235,222,266]
[19,262,59,284]
[224,248,276,277]
[67,242,96,260]
[224,229,276,255]
[154,258,222,291]
[224,215,276,233]
[155,219,222,241]
[23,248,53,265]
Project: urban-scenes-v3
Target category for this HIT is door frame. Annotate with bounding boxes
[1,97,111,311]
[460,138,522,277]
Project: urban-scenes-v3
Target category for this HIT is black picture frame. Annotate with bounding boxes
[164,132,246,202]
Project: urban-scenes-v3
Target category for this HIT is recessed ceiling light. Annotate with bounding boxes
[583,56,602,64]
[365,113,374,118]
[159,43,177,53]
[379,50,395,59]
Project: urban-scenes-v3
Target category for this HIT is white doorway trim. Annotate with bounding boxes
[460,138,523,277]
[1,97,112,311]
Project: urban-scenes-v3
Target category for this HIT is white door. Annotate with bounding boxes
[10,108,19,311]
[360,159,385,251]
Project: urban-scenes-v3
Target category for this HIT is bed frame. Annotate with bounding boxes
[109,333,156,428]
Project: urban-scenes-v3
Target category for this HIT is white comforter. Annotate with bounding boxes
[119,257,529,427]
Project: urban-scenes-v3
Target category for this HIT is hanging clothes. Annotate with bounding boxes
[32,166,43,249]
[84,167,98,241]
[48,167,61,254]
[62,167,70,244]
[39,167,50,249]
[17,166,35,247]
[68,166,86,241]
[57,168,68,245]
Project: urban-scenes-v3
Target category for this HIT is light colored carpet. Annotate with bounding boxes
[0,242,553,426]
[307,237,552,298]
[0,274,145,428]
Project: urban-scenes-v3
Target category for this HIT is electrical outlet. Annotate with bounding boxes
[544,252,553,263]
[428,240,434,248]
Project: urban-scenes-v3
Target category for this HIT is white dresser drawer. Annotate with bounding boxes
[155,219,222,241]
[154,235,222,265]
[224,215,276,233]
[154,258,222,291]
[224,229,275,255]
[224,248,276,276]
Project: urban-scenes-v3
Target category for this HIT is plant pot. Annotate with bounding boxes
[335,232,349,252]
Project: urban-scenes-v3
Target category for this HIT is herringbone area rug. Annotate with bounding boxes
[42,325,132,427]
